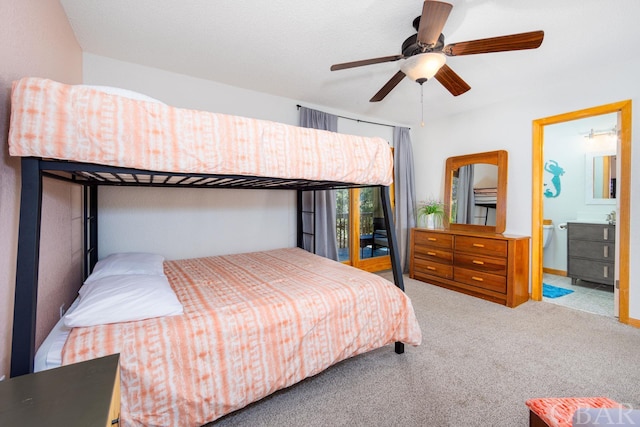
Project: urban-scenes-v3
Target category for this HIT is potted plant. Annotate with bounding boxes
[417,199,444,229]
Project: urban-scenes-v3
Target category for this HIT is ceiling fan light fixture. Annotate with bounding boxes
[400,52,446,84]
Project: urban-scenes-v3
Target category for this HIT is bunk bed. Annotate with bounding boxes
[8,78,421,426]
[473,187,498,225]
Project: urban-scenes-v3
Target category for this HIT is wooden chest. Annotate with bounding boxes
[410,228,530,307]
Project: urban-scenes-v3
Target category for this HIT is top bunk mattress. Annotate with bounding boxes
[8,77,393,186]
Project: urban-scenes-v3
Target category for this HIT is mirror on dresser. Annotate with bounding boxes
[444,150,508,234]
[410,149,529,308]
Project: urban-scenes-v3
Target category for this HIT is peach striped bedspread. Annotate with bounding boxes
[9,77,393,186]
[61,248,421,426]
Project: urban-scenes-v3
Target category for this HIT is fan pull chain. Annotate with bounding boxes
[420,83,425,127]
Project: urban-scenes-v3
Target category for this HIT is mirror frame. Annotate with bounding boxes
[444,150,508,234]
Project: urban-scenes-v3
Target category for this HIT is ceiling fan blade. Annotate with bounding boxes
[370,71,406,102]
[417,1,453,46]
[330,55,404,71]
[434,64,470,96]
[443,30,544,56]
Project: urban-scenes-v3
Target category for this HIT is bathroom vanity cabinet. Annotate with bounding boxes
[567,222,615,286]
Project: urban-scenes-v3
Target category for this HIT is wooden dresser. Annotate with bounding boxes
[410,228,530,307]
[0,354,120,427]
[567,222,615,286]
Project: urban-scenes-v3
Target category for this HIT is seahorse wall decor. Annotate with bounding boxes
[544,160,565,198]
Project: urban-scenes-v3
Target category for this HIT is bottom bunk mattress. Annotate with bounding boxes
[61,248,422,426]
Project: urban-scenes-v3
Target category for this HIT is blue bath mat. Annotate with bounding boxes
[543,283,574,298]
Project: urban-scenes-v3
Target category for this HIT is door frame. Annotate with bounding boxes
[345,187,392,272]
[531,100,631,325]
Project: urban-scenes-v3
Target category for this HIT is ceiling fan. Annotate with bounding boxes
[330,0,544,102]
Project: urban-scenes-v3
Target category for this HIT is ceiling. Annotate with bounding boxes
[59,0,640,126]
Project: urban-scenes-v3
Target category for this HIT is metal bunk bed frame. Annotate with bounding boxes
[11,157,405,377]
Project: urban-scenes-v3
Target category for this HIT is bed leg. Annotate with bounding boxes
[11,157,42,377]
[395,342,405,354]
[380,186,405,292]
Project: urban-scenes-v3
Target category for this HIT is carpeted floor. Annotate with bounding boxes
[209,273,640,427]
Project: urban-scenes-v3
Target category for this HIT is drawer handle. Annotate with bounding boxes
[472,243,485,248]
[472,260,485,265]
[427,266,436,271]
[471,276,484,282]
[427,251,437,256]
[427,237,437,241]
[604,246,609,258]
[604,265,609,278]
[604,228,609,240]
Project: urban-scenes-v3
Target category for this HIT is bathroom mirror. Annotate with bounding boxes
[585,150,616,204]
[444,150,508,234]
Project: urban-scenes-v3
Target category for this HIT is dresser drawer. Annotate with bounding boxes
[414,245,453,264]
[414,231,453,249]
[454,267,507,293]
[567,223,615,242]
[410,228,530,308]
[414,258,453,279]
[568,258,615,285]
[568,240,615,261]
[455,236,508,257]
[454,253,507,276]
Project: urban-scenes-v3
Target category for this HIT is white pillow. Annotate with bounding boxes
[85,252,165,284]
[64,275,183,327]
[82,84,166,104]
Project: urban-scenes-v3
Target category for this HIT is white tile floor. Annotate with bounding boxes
[543,273,615,317]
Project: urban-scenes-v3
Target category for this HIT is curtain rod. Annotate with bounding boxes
[296,104,404,130]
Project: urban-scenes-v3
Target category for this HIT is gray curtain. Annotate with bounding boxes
[299,107,339,260]
[393,127,416,273]
[456,165,475,224]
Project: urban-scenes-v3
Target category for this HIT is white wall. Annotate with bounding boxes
[411,56,640,320]
[83,54,401,260]
[98,187,295,260]
[338,119,394,144]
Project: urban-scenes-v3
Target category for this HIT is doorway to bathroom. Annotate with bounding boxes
[531,101,631,324]
[542,113,617,316]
